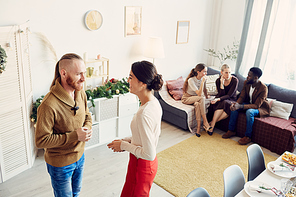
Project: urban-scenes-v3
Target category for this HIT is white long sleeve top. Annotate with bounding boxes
[120,97,162,161]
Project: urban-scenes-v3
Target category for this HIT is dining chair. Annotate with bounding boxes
[246,143,265,181]
[187,187,210,197]
[223,165,245,197]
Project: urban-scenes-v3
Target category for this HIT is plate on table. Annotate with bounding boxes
[244,181,277,196]
[267,160,296,178]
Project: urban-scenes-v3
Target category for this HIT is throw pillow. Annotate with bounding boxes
[266,98,275,108]
[206,74,219,96]
[270,100,293,120]
[169,89,183,100]
[166,76,184,90]
[166,76,184,100]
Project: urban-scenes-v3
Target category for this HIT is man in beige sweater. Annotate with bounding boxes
[35,53,92,197]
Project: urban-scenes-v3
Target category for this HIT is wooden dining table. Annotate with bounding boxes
[236,151,296,197]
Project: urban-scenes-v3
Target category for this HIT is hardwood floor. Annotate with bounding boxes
[0,121,193,197]
[0,121,283,197]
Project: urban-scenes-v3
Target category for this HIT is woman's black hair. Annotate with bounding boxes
[131,61,163,91]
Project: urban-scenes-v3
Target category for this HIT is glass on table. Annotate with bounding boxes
[281,178,293,195]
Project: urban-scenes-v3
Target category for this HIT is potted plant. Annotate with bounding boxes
[204,39,240,67]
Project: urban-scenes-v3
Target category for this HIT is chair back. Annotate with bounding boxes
[187,187,210,197]
[246,144,265,181]
[223,165,245,197]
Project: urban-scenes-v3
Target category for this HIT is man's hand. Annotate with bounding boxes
[76,127,93,142]
[107,139,123,152]
[230,102,244,111]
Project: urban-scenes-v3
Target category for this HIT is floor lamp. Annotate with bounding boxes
[143,37,165,64]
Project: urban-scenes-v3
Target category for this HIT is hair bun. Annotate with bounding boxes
[149,74,163,91]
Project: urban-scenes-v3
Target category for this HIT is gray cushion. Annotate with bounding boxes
[207,67,220,75]
[235,74,246,93]
[268,84,296,118]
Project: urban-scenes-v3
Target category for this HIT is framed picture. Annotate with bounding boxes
[176,21,190,44]
[125,6,142,36]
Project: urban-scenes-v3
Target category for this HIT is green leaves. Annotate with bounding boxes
[0,45,7,74]
[85,77,130,108]
[204,39,240,67]
[31,78,130,124]
[30,95,44,124]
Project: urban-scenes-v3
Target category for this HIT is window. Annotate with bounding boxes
[238,0,296,90]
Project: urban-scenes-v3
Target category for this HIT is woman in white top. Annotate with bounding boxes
[181,63,212,137]
[107,61,163,197]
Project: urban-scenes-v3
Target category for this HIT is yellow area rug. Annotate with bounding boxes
[154,131,277,197]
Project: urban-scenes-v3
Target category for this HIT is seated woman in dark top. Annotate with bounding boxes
[207,64,238,135]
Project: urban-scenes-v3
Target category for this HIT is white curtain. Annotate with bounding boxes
[239,0,268,76]
[238,0,296,90]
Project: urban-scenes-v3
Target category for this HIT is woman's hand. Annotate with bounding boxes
[107,139,123,152]
[220,76,225,84]
[202,76,207,83]
[220,76,225,89]
[211,98,220,104]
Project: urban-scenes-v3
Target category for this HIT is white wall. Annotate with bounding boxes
[0,0,245,100]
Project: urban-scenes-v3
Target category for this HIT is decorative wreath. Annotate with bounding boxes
[0,45,7,74]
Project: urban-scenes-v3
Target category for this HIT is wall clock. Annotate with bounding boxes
[84,10,103,31]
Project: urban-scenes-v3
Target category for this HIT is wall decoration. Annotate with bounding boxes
[0,45,7,74]
[84,10,103,31]
[176,21,190,44]
[125,6,142,36]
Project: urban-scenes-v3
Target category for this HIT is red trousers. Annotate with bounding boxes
[121,153,158,197]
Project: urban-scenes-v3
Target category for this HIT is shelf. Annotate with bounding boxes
[85,93,139,148]
[86,74,108,80]
[84,57,109,89]
[85,57,109,63]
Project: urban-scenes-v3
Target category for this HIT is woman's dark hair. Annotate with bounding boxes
[131,61,163,91]
[50,53,83,89]
[250,67,263,78]
[183,63,206,92]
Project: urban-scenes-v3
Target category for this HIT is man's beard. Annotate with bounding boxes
[247,79,254,84]
[66,76,83,91]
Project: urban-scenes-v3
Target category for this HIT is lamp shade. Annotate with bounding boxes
[143,37,165,59]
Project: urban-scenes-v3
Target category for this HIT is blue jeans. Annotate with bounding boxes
[46,153,85,197]
[228,108,259,138]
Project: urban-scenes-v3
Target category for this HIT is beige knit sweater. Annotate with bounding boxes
[35,78,92,167]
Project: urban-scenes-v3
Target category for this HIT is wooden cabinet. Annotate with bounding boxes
[0,23,36,182]
[84,57,109,90]
[85,93,139,149]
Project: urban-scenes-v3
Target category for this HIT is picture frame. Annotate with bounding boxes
[125,6,142,36]
[176,21,190,44]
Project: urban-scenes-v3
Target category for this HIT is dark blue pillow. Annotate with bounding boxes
[268,84,296,118]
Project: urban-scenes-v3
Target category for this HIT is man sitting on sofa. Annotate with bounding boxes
[222,67,270,145]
